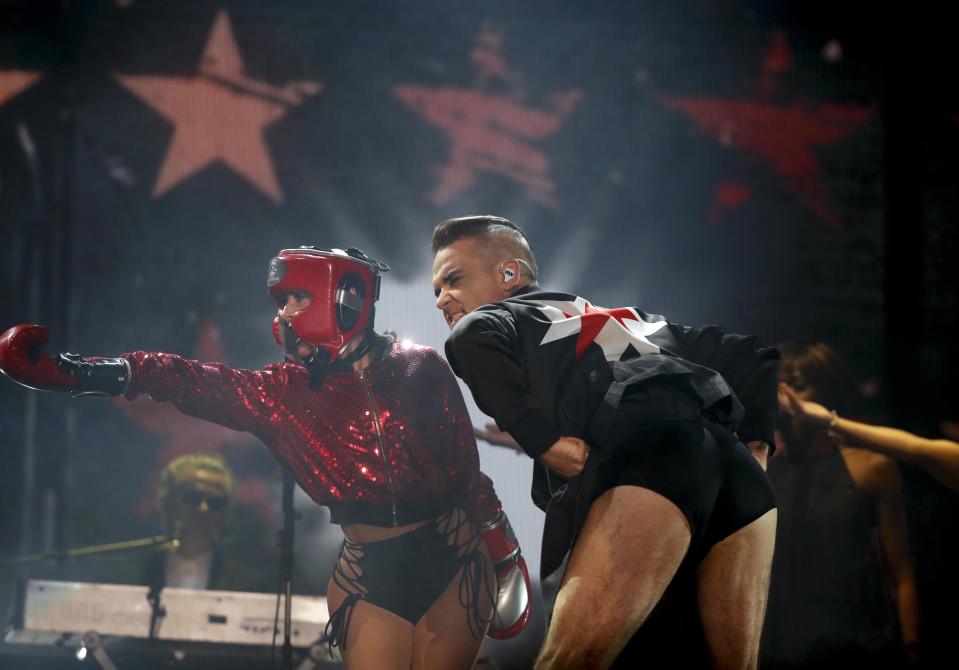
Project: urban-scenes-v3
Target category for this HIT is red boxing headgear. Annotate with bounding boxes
[267,247,388,361]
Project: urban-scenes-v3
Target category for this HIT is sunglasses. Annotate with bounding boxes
[178,489,228,511]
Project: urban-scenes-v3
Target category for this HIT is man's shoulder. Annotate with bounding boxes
[503,288,580,307]
[453,307,513,337]
[506,289,665,321]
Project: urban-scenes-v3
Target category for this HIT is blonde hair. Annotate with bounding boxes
[157,453,235,510]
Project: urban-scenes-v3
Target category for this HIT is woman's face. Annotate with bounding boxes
[278,292,315,358]
[781,368,819,403]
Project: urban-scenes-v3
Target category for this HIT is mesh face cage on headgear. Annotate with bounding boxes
[267,247,389,362]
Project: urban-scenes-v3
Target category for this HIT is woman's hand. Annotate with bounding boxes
[778,383,833,432]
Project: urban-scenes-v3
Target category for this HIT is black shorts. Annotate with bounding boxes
[598,384,776,554]
[325,509,491,651]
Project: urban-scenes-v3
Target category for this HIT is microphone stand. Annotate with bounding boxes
[0,534,180,641]
[278,467,296,670]
[146,579,165,640]
[0,535,179,567]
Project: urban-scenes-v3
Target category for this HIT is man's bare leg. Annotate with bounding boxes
[535,485,692,670]
[696,508,777,670]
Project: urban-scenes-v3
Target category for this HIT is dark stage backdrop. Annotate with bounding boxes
[1,0,956,665]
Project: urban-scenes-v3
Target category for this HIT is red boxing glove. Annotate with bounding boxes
[0,324,78,392]
[480,511,532,639]
[0,324,129,396]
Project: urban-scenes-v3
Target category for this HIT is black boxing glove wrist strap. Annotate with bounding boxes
[57,354,130,397]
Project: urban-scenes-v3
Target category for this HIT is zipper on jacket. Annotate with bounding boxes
[358,369,398,526]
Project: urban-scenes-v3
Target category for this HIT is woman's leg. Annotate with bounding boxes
[327,577,416,670]
[412,510,496,670]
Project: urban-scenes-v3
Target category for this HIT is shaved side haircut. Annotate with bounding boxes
[431,215,539,281]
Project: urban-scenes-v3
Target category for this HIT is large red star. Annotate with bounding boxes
[394,24,581,208]
[0,70,42,107]
[115,10,321,202]
[660,31,873,225]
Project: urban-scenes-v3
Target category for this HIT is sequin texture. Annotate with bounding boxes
[124,340,501,526]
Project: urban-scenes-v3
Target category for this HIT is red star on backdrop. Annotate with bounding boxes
[0,70,42,107]
[536,296,666,361]
[113,318,273,520]
[115,10,321,202]
[394,24,581,209]
[661,31,873,225]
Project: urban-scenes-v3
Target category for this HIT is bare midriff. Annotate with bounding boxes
[342,519,431,544]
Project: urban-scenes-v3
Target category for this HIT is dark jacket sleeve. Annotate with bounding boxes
[445,309,561,458]
[663,323,781,447]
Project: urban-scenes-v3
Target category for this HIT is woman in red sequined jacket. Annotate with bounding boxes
[0,247,531,670]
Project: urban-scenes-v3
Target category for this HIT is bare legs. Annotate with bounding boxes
[696,508,777,670]
[535,486,777,670]
[326,510,495,670]
[412,538,494,669]
[535,486,692,669]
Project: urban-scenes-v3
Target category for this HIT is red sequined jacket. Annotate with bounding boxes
[123,340,502,528]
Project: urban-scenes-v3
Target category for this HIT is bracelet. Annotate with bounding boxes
[828,410,840,432]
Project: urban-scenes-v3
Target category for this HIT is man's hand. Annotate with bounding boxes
[746,441,770,471]
[539,436,590,478]
[474,423,523,453]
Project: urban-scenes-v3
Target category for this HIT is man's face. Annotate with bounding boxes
[166,467,231,541]
[432,238,504,329]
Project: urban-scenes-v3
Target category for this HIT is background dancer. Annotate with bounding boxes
[763,342,920,668]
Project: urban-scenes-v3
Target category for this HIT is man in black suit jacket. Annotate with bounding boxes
[432,215,779,669]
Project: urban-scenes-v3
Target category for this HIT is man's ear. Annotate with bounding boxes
[500,259,520,286]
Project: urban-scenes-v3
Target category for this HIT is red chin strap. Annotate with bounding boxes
[267,247,387,362]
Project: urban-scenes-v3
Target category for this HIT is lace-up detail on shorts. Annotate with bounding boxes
[324,508,495,653]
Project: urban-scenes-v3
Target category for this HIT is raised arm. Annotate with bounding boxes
[0,323,294,439]
[124,351,300,436]
[780,382,959,491]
